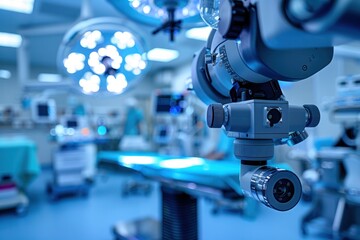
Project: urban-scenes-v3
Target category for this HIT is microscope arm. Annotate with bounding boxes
[192,0,360,211]
[258,0,360,49]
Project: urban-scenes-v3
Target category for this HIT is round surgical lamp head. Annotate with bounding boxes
[57,17,148,96]
[129,0,200,21]
[108,0,205,41]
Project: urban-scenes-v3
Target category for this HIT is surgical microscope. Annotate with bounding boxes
[192,0,360,211]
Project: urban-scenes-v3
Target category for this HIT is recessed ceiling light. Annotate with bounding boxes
[147,48,179,62]
[0,69,11,79]
[185,26,212,41]
[38,73,62,82]
[0,32,22,48]
[0,0,35,14]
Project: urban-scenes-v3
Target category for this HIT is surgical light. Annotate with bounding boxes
[147,48,179,62]
[138,0,200,41]
[57,17,148,95]
[0,0,35,14]
[128,0,199,20]
[107,0,204,41]
[0,32,22,48]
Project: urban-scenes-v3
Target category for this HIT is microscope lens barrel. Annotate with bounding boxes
[250,166,302,211]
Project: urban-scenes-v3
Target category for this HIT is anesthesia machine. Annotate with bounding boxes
[192,0,360,211]
[152,91,202,156]
[47,115,96,200]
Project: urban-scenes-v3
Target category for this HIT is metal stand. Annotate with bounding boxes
[121,178,153,197]
[112,185,198,240]
[161,185,198,240]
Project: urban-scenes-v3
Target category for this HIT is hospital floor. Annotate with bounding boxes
[0,168,323,240]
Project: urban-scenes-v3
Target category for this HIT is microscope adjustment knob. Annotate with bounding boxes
[207,103,224,128]
[218,0,249,39]
[287,130,309,146]
[303,104,320,127]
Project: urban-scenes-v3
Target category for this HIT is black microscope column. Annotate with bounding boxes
[161,185,198,240]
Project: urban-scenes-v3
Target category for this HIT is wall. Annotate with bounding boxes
[172,62,193,93]
[0,64,22,107]
[282,59,341,140]
[313,56,360,140]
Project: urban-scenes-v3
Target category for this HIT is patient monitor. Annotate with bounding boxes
[31,98,57,124]
[153,92,187,116]
[152,91,188,155]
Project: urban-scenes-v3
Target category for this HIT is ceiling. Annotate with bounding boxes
[0,0,207,75]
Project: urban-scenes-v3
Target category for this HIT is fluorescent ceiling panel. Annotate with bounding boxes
[0,32,22,48]
[147,48,179,62]
[185,27,212,41]
[0,69,11,79]
[38,73,62,82]
[0,0,35,14]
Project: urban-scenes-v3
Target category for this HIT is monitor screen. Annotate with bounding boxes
[31,99,56,123]
[37,104,49,117]
[66,119,78,128]
[159,129,168,137]
[155,94,185,114]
